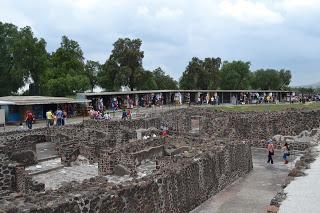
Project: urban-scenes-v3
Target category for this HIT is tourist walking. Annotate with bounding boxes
[122,109,128,120]
[25,111,34,130]
[55,108,63,126]
[46,110,54,127]
[282,143,290,164]
[267,139,274,164]
[62,110,67,125]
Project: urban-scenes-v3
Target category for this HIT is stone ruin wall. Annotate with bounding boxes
[98,137,166,176]
[0,155,37,196]
[1,142,252,213]
[0,156,15,193]
[1,108,320,212]
[83,117,161,132]
[162,108,320,150]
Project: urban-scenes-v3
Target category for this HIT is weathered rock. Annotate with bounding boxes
[10,151,37,166]
[282,176,294,188]
[30,181,45,192]
[267,205,279,213]
[113,164,131,176]
[288,168,305,177]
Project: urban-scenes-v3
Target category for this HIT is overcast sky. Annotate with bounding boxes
[0,0,319,86]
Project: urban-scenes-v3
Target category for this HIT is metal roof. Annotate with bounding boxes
[0,96,91,106]
[80,89,291,97]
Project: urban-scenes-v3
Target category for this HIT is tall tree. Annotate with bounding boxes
[179,57,204,89]
[203,57,221,89]
[0,22,24,96]
[98,58,122,91]
[220,61,251,90]
[109,38,144,91]
[153,67,178,90]
[15,26,48,95]
[179,57,221,90]
[136,69,158,90]
[84,60,100,92]
[41,36,90,96]
[251,69,281,90]
[279,69,292,89]
[251,69,291,90]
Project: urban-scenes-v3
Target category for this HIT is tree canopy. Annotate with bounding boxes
[179,57,221,90]
[109,38,144,91]
[40,36,90,96]
[219,61,252,90]
[152,67,178,90]
[84,60,100,92]
[0,22,48,96]
[98,38,177,91]
[251,69,292,90]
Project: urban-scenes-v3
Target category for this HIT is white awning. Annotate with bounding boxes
[0,101,15,105]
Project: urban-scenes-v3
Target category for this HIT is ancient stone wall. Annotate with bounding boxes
[0,155,40,195]
[0,155,15,192]
[83,117,161,132]
[161,108,320,149]
[1,142,251,213]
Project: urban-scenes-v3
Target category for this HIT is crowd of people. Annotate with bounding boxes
[89,108,132,120]
[45,108,67,127]
[23,108,68,130]
[89,110,112,120]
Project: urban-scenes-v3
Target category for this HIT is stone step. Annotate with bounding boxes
[38,155,60,162]
[26,158,64,176]
[29,165,64,176]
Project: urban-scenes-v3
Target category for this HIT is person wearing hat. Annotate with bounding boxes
[267,139,274,164]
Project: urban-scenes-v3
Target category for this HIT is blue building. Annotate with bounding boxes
[0,96,90,124]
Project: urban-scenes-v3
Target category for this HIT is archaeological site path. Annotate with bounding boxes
[192,148,295,213]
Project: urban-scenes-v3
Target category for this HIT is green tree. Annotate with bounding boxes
[220,61,251,90]
[279,69,292,89]
[136,69,158,90]
[251,69,281,90]
[179,57,204,89]
[203,57,221,89]
[84,60,100,92]
[179,57,221,90]
[0,22,23,96]
[98,58,122,91]
[41,36,90,96]
[15,26,48,95]
[153,67,178,90]
[251,69,291,90]
[109,38,144,91]
[0,22,48,96]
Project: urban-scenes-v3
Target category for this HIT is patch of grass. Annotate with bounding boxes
[197,102,320,112]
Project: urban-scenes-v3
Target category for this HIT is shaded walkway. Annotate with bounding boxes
[191,148,297,213]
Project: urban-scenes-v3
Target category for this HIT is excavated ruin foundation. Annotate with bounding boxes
[1,108,320,212]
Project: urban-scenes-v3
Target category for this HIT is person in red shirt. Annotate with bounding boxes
[25,111,34,130]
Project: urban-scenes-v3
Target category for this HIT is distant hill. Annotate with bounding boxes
[300,82,320,88]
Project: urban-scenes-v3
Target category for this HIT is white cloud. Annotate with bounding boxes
[219,0,284,24]
[155,7,183,19]
[1,0,320,85]
[137,6,149,16]
[278,0,320,12]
